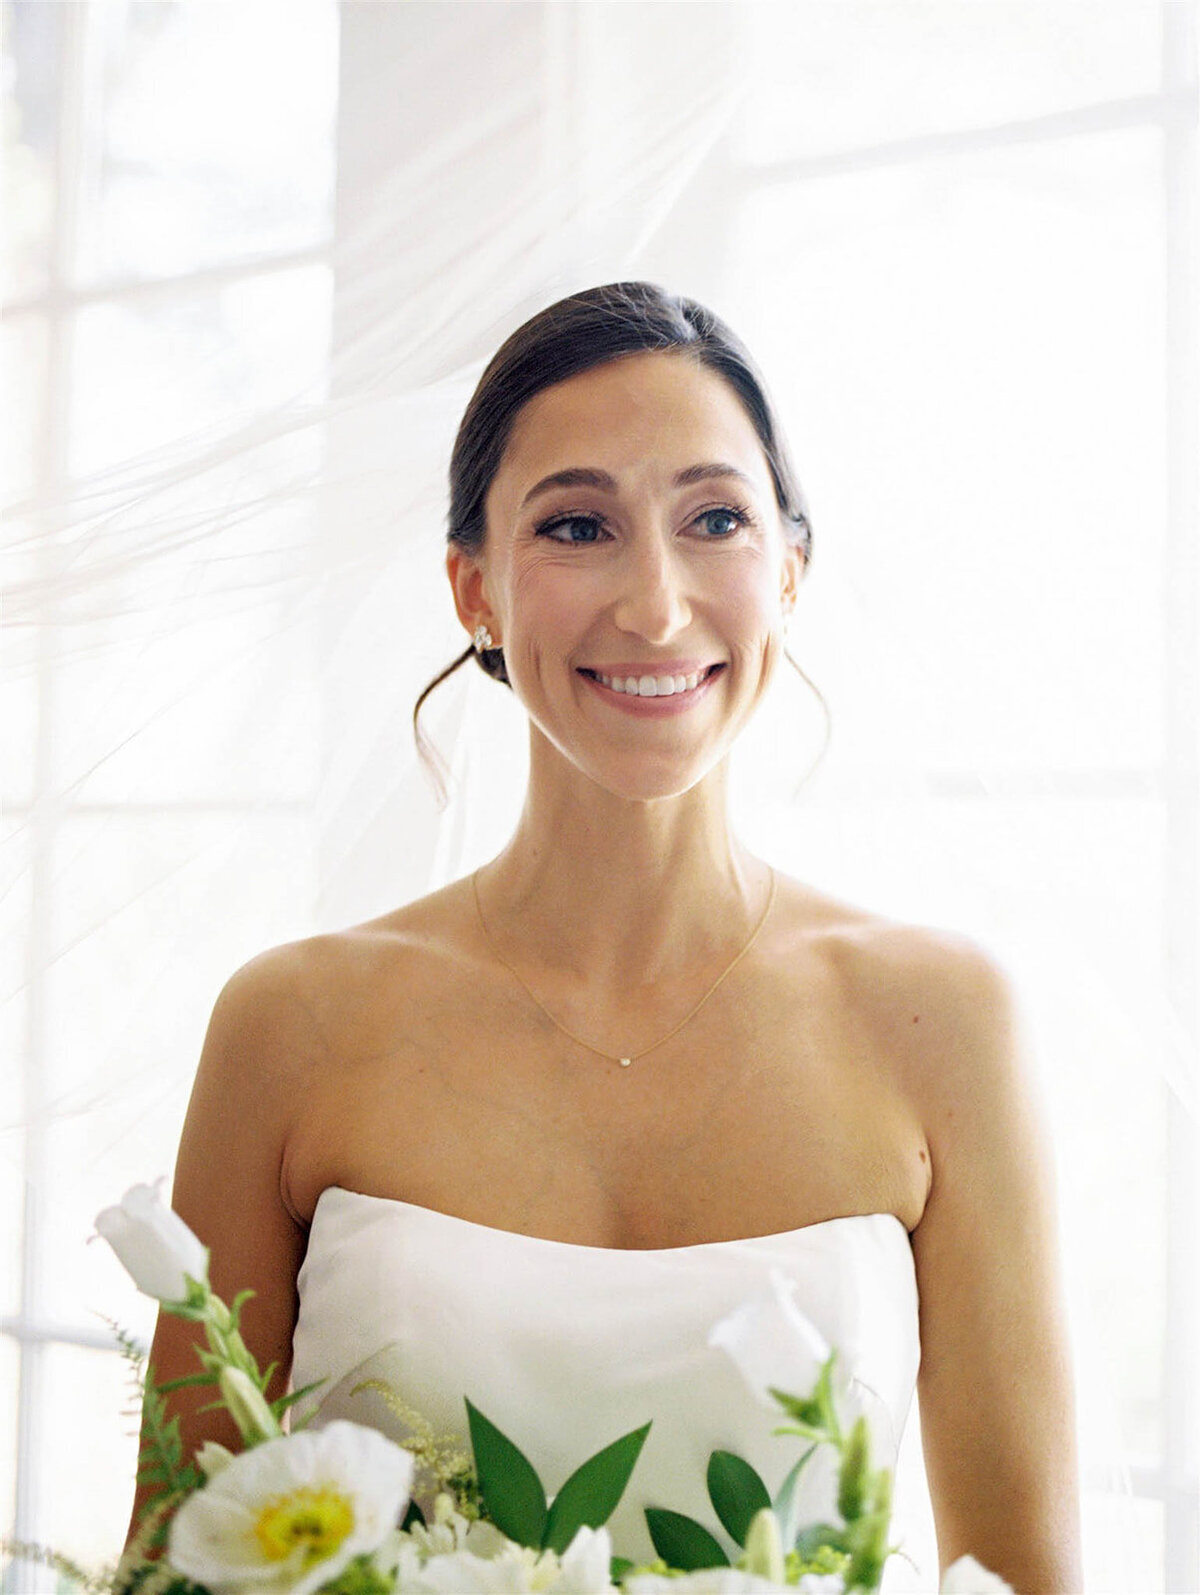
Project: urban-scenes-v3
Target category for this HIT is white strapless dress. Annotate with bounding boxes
[291,1188,934,1586]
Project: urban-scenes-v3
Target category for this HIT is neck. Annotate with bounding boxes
[477,732,769,990]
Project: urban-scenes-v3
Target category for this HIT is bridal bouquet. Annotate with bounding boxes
[9,1186,1010,1595]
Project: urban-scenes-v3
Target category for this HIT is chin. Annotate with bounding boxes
[577,746,726,805]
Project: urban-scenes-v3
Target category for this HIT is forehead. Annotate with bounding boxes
[491,351,772,501]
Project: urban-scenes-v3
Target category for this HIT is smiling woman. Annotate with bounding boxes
[134,281,1083,1592]
[448,347,803,803]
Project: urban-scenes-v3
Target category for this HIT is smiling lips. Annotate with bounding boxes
[578,662,724,701]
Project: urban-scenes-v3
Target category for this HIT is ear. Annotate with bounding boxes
[446,546,499,645]
[780,545,805,613]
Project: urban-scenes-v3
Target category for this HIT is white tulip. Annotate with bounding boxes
[168,1419,414,1595]
[94,1182,209,1303]
[939,1555,1015,1594]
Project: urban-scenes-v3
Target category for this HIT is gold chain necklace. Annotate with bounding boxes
[471,866,777,1068]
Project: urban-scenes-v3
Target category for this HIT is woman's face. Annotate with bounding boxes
[449,351,805,802]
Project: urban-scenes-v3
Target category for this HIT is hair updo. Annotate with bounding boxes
[414,281,815,762]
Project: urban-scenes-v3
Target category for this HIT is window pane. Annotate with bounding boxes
[1,534,41,811]
[743,2,1164,163]
[68,263,333,478]
[0,318,47,508]
[51,586,317,807]
[37,811,315,1324]
[1081,1491,1164,1595]
[28,1340,139,1573]
[1,0,64,300]
[734,127,1166,775]
[0,818,27,1321]
[0,1337,18,1561]
[75,3,338,284]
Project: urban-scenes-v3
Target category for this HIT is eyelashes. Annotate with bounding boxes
[533,502,757,545]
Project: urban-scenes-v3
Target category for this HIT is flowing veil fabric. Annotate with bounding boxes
[4,5,1195,1587]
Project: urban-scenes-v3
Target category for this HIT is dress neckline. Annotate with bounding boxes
[313,1184,912,1257]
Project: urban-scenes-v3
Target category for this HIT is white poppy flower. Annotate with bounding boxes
[939,1555,1014,1593]
[94,1181,209,1304]
[168,1419,414,1595]
[401,1528,615,1595]
[624,1569,790,1593]
[549,1526,615,1594]
[400,1543,549,1593]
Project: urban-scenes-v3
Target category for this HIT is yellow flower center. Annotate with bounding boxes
[254,1486,355,1565]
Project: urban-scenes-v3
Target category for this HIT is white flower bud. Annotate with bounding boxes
[195,1440,235,1479]
[708,1268,840,1410]
[94,1182,209,1304]
[219,1365,281,1445]
[742,1507,786,1585]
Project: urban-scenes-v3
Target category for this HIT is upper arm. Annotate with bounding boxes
[129,944,327,1532]
[904,934,1082,1593]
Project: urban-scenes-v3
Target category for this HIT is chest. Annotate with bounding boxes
[285,942,930,1243]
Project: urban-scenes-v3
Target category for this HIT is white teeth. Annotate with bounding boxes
[593,669,709,696]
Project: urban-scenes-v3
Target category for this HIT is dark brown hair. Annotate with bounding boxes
[414,282,822,781]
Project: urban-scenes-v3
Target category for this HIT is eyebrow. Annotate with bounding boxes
[519,462,755,508]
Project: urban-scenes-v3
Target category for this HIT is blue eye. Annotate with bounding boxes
[536,514,606,544]
[696,506,749,537]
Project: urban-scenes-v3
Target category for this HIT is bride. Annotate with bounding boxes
[131,282,1082,1592]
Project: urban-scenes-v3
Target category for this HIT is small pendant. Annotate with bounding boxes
[619,1057,632,1068]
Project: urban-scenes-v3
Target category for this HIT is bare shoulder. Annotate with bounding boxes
[207,880,470,1059]
[823,904,1023,1070]
[781,883,1036,1145]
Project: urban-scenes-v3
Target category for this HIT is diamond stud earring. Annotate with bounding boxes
[473,623,495,652]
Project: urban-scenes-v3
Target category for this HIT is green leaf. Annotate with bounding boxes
[795,1521,849,1559]
[771,1420,827,1444]
[542,1421,651,1553]
[644,1508,730,1570]
[610,1557,635,1582]
[842,1506,891,1594]
[772,1443,817,1543]
[228,1287,256,1327]
[770,1352,842,1443]
[770,1388,825,1430]
[465,1400,547,1549]
[401,1498,426,1531]
[270,1379,325,1417]
[814,1353,842,1440]
[154,1371,219,1393]
[705,1450,771,1547]
[838,1415,871,1522]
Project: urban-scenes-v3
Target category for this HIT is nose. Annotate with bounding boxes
[611,533,691,644]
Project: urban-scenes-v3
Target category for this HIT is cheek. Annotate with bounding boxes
[719,556,785,632]
[507,561,587,637]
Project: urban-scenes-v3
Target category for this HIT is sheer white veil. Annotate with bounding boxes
[4,6,1195,1588]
